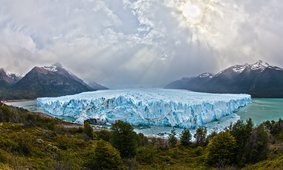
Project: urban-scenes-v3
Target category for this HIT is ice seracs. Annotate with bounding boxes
[37,89,251,129]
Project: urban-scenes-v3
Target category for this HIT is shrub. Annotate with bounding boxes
[0,149,9,163]
[96,130,112,142]
[16,138,32,156]
[168,129,177,148]
[180,128,192,146]
[136,147,156,165]
[207,132,237,167]
[85,140,125,170]
[83,121,94,139]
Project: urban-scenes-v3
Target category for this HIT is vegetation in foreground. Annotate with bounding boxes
[0,102,283,169]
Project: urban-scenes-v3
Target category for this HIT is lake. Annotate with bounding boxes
[237,98,283,124]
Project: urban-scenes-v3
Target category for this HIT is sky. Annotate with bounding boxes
[0,0,283,88]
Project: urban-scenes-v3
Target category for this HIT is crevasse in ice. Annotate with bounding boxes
[37,89,251,128]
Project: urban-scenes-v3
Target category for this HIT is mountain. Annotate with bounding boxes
[166,60,283,98]
[88,81,108,90]
[0,68,21,87]
[165,73,213,92]
[0,64,107,99]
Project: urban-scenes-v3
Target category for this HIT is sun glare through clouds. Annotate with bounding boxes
[182,2,203,25]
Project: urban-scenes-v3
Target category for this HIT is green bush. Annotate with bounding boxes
[85,140,125,170]
[55,136,86,150]
[207,132,237,167]
[84,121,94,139]
[0,149,9,163]
[136,147,156,165]
[16,138,32,156]
[192,146,204,156]
[96,130,112,142]
[0,136,18,152]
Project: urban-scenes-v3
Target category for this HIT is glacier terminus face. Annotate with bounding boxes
[37,89,252,129]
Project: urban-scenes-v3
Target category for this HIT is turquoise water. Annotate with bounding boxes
[237,98,283,125]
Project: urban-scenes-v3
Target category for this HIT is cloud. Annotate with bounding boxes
[0,0,282,88]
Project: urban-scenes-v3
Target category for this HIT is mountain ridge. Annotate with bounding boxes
[0,68,21,87]
[0,64,107,99]
[166,60,283,98]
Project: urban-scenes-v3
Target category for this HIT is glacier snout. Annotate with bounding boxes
[37,89,251,128]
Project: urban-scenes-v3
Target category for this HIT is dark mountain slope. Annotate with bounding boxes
[166,61,283,98]
[0,64,107,99]
[0,68,21,87]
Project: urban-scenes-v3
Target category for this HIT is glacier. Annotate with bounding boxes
[37,89,251,128]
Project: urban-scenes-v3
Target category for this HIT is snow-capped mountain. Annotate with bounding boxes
[198,72,214,78]
[0,68,21,86]
[0,64,107,99]
[166,61,283,98]
[218,60,280,75]
[12,64,93,98]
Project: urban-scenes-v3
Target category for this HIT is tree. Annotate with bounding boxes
[194,127,207,146]
[86,140,125,170]
[206,131,218,143]
[84,121,94,139]
[264,119,283,136]
[180,128,192,146]
[207,132,237,167]
[97,130,112,142]
[244,125,269,164]
[168,129,177,148]
[110,120,137,158]
[229,119,253,165]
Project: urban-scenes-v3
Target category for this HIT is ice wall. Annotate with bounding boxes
[37,89,251,128]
